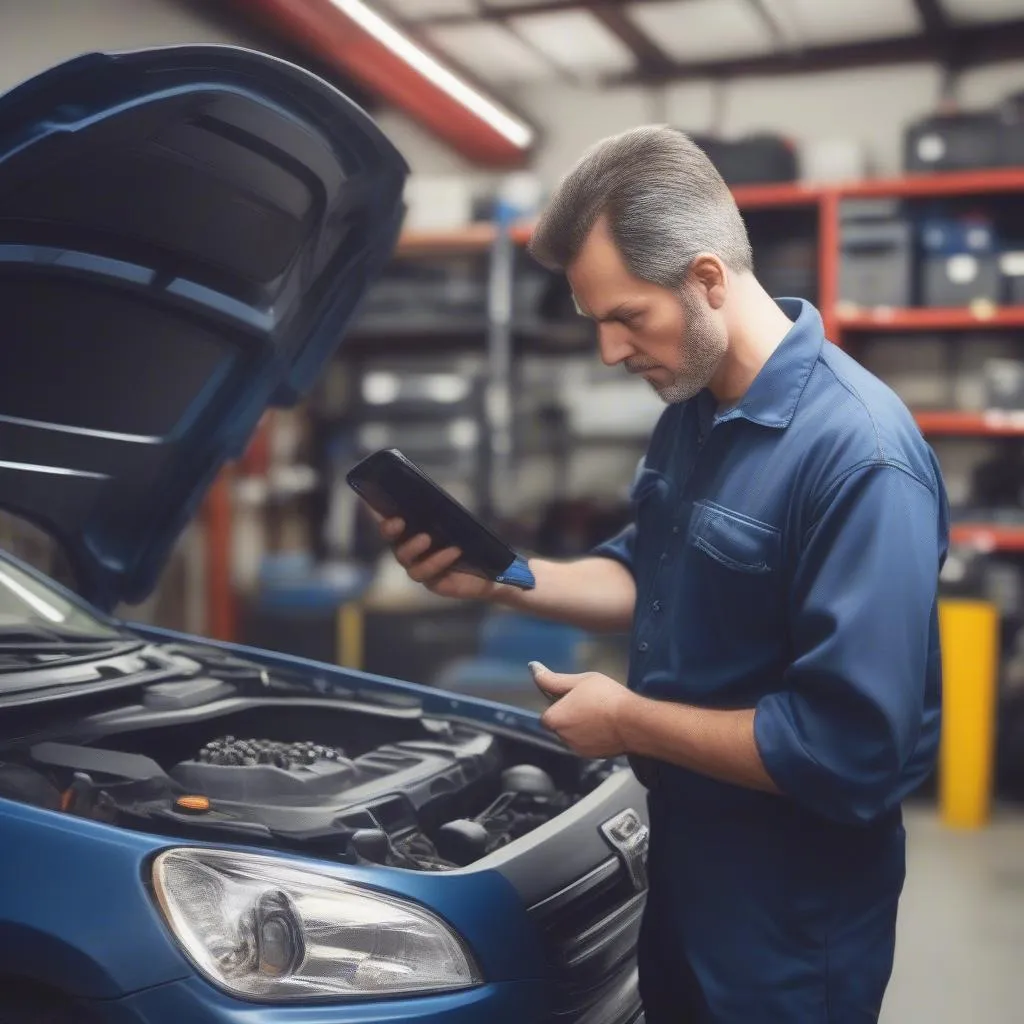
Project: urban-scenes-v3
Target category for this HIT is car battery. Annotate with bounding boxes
[919,215,1000,307]
[904,110,1003,173]
[838,199,913,308]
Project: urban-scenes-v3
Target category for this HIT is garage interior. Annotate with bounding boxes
[2,0,1024,1019]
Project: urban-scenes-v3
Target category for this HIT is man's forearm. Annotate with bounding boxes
[494,556,636,633]
[618,694,779,794]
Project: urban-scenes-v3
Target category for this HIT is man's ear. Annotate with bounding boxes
[688,254,727,310]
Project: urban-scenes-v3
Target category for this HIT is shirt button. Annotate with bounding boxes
[672,525,680,535]
[660,552,668,562]
[652,600,662,612]
[638,641,649,653]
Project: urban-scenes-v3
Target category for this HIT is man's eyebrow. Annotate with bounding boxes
[571,296,640,322]
[596,303,641,322]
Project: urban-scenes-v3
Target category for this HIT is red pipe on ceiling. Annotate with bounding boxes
[239,0,532,168]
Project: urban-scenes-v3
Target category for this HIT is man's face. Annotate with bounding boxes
[565,218,728,404]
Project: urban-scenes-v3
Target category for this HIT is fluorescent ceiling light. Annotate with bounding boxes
[329,0,535,149]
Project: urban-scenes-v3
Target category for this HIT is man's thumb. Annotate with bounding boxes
[529,661,568,693]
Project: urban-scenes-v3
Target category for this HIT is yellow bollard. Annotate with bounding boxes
[938,598,1000,829]
[336,603,364,670]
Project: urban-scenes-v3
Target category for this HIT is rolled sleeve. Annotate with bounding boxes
[754,463,943,825]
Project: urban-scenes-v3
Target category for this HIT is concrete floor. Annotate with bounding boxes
[881,805,1024,1022]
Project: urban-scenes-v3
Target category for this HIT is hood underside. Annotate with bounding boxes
[0,45,408,609]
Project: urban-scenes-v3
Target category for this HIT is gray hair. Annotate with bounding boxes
[528,125,753,288]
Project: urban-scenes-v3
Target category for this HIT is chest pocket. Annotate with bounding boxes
[689,500,781,574]
[687,500,785,654]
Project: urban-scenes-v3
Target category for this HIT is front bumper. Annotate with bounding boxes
[91,977,547,1024]
[95,768,650,1024]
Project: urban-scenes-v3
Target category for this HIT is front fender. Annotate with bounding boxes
[0,798,191,998]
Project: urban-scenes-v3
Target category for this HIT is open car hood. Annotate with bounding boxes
[0,46,407,610]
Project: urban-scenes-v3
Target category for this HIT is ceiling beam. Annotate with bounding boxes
[427,0,688,27]
[742,0,793,50]
[466,0,584,85]
[588,3,676,75]
[614,17,1024,85]
[912,0,958,66]
[959,17,1024,66]
[912,0,951,39]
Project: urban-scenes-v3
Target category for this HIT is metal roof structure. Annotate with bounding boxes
[380,0,1024,85]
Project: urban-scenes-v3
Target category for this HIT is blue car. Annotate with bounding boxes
[0,45,648,1024]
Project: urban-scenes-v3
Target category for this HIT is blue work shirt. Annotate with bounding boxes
[594,298,949,1019]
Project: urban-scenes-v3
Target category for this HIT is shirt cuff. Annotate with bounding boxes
[589,527,636,576]
[754,695,896,826]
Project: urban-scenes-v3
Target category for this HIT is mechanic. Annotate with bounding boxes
[378,125,949,1023]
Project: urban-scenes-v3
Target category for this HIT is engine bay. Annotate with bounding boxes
[0,642,617,871]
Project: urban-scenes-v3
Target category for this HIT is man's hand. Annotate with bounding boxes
[378,516,498,602]
[530,663,633,758]
[531,662,780,793]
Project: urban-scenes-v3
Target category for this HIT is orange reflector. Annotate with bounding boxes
[176,795,210,813]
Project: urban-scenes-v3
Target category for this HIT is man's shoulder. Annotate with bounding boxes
[798,343,939,492]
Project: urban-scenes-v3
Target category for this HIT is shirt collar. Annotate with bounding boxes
[703,297,825,431]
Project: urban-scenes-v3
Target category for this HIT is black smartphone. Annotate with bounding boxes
[346,448,533,587]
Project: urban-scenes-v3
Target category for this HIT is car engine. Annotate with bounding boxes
[7,721,612,872]
[0,641,619,870]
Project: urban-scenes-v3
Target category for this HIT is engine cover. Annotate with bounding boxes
[171,738,360,803]
[158,725,501,842]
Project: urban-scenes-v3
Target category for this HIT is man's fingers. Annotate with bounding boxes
[529,662,576,697]
[394,532,433,566]
[408,545,463,583]
[379,516,406,541]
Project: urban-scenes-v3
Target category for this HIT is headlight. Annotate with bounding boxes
[151,848,482,1001]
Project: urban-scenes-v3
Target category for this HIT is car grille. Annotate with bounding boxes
[530,856,647,1024]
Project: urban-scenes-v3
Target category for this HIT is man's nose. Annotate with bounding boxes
[597,324,633,367]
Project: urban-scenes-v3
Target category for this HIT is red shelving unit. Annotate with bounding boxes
[391,168,1024,254]
[949,524,1024,553]
[915,411,1024,436]
[827,171,1024,539]
[839,167,1024,200]
[393,182,827,257]
[840,307,1024,332]
[731,182,824,209]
